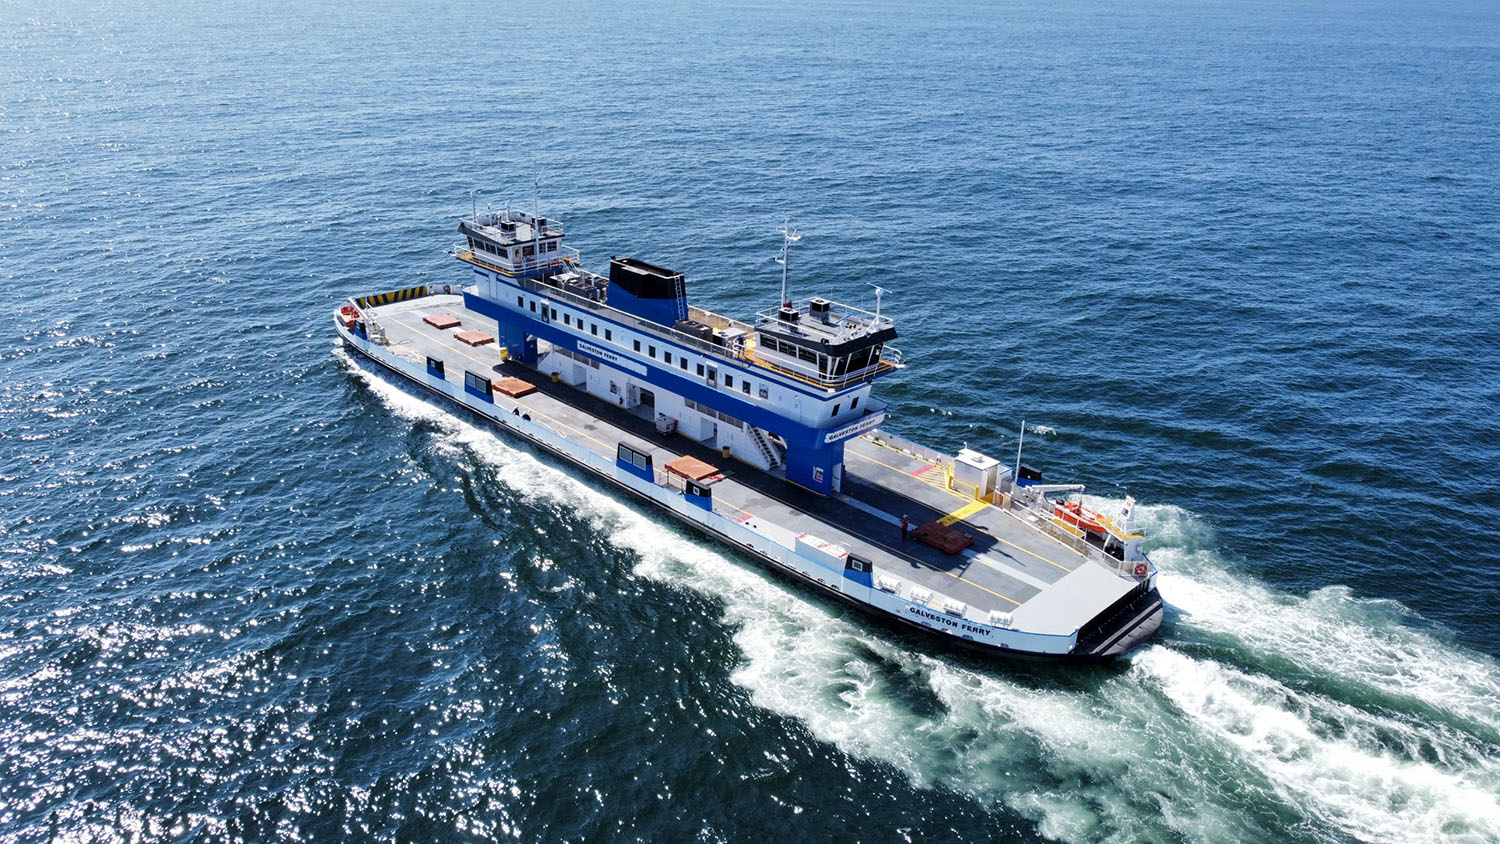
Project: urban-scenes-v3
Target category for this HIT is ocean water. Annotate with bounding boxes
[3,0,1499,840]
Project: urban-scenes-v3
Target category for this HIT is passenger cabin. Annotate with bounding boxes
[458,210,572,278]
[751,297,900,389]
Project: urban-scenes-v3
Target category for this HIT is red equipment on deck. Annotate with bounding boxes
[913,520,973,555]
[423,312,462,330]
[454,330,495,347]
[494,377,536,398]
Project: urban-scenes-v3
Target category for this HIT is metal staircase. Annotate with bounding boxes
[748,426,782,469]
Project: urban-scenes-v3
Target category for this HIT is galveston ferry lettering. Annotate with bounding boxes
[823,413,885,443]
[577,340,646,375]
[906,605,993,638]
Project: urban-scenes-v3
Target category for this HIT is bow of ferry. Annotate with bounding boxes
[335,208,1163,660]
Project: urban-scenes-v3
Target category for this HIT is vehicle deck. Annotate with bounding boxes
[363,295,1137,637]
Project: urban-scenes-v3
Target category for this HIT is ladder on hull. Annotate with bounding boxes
[748,426,782,469]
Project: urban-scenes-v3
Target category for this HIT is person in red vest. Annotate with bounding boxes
[900,514,910,542]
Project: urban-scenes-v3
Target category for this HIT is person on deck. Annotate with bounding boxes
[900,515,910,542]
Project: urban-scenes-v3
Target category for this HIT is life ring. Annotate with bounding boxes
[1133,563,1148,577]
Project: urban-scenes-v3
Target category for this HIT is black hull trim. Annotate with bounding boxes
[342,339,1161,663]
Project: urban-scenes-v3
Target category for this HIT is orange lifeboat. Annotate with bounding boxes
[1053,500,1106,535]
[338,304,360,329]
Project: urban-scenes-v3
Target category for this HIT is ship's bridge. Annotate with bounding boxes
[456,210,578,277]
[750,298,902,389]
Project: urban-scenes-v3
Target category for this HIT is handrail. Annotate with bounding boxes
[742,352,903,391]
[513,276,734,360]
[450,244,581,275]
[1006,497,1147,578]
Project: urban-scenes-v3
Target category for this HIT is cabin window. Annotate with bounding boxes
[663,352,672,365]
[696,363,705,376]
[548,242,558,252]
[591,324,598,336]
[759,386,769,399]
[605,329,612,341]
[851,396,859,410]
[742,381,750,394]
[680,358,688,371]
[550,308,558,320]
[832,403,841,417]
[427,357,445,376]
[529,301,537,313]
[517,296,524,307]
[617,443,652,471]
[634,340,641,352]
[523,246,535,257]
[563,314,571,326]
[648,345,656,358]
[798,347,816,363]
[724,375,733,389]
[464,371,492,396]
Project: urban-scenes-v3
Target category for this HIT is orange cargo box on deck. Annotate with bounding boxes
[494,377,536,398]
[423,312,462,330]
[913,520,973,555]
[454,330,494,347]
[664,455,719,481]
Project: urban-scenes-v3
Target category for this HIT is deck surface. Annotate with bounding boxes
[365,295,1136,636]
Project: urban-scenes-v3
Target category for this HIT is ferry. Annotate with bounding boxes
[335,206,1163,660]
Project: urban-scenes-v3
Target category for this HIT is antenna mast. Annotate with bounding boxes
[531,170,542,274]
[775,220,801,307]
[1014,419,1026,485]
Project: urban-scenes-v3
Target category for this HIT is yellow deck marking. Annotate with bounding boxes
[846,447,1075,573]
[938,499,988,527]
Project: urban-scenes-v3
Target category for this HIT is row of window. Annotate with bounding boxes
[551,347,599,369]
[468,237,560,262]
[517,294,616,342]
[759,335,882,379]
[617,443,651,471]
[463,370,491,395]
[514,290,857,419]
[760,335,820,364]
[682,398,744,429]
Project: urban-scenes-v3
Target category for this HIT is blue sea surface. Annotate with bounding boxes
[3,0,1499,841]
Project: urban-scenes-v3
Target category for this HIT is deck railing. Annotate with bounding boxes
[1004,496,1145,578]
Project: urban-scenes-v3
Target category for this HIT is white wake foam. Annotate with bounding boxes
[1134,646,1500,843]
[1135,507,1500,740]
